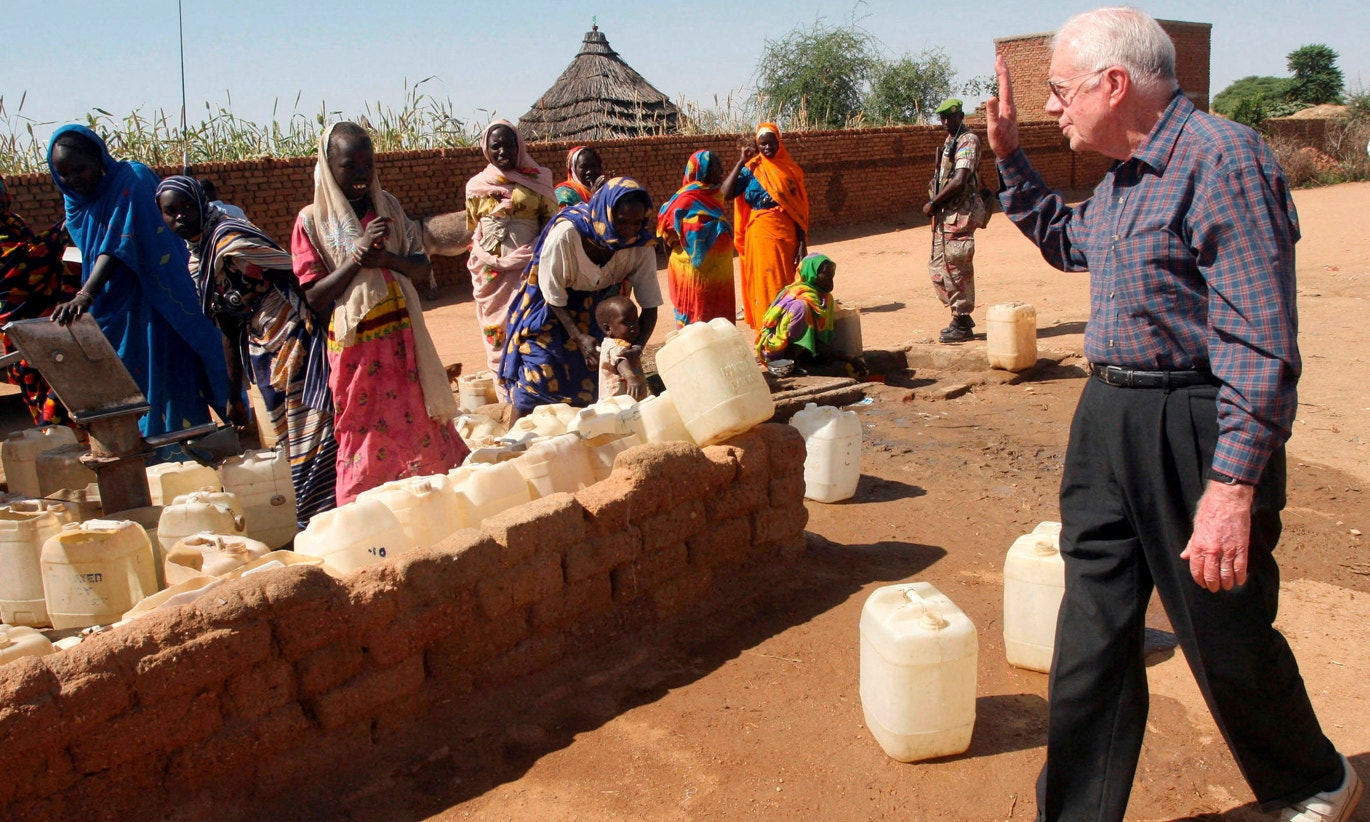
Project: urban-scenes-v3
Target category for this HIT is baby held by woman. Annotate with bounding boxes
[594,295,648,401]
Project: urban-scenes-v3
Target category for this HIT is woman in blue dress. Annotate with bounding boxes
[47,125,228,445]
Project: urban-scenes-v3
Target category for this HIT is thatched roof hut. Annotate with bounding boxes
[518,25,681,141]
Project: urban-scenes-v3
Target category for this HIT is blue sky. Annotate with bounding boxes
[5,0,1367,140]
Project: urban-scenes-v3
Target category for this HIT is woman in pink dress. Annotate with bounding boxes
[291,122,466,504]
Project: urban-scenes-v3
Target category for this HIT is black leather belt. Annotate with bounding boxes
[1090,363,1219,389]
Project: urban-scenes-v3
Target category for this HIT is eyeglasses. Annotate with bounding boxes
[1047,68,1107,106]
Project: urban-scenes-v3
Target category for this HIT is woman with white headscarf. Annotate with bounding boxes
[290,121,465,504]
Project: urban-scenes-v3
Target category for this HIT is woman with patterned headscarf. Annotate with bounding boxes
[499,177,661,415]
[756,253,865,378]
[465,120,556,390]
[0,172,79,425]
[554,146,605,210]
[47,125,228,449]
[657,150,734,328]
[155,175,337,525]
[721,123,811,328]
[291,122,466,504]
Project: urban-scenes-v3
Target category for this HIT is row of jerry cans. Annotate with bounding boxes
[0,448,296,629]
[292,427,636,574]
[458,317,776,451]
[0,521,327,666]
[859,521,1064,763]
[0,486,285,632]
[293,318,785,572]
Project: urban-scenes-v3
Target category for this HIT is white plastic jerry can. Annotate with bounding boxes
[356,474,461,549]
[457,370,498,411]
[35,443,98,497]
[0,509,65,627]
[158,492,246,556]
[788,402,862,503]
[567,395,639,439]
[293,499,413,573]
[164,533,271,585]
[616,391,696,445]
[986,302,1038,372]
[512,433,596,498]
[0,625,55,665]
[217,448,299,550]
[832,300,863,360]
[584,433,643,482]
[509,403,578,439]
[145,462,220,506]
[1,427,78,498]
[40,519,160,630]
[455,413,508,450]
[1002,521,1066,673]
[859,581,978,762]
[654,317,774,445]
[449,462,533,529]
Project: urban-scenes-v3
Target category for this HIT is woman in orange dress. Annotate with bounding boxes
[720,123,810,327]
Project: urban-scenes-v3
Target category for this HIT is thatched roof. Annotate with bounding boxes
[517,26,681,142]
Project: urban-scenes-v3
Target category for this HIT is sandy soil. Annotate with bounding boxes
[179,180,1370,820]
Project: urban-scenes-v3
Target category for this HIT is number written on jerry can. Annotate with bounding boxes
[367,546,387,558]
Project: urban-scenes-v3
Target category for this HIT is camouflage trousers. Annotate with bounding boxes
[929,223,976,315]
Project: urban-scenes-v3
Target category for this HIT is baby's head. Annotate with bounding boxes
[595,296,640,342]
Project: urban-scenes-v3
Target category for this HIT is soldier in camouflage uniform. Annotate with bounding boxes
[923,98,986,343]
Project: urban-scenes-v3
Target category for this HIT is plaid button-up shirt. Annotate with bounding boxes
[998,91,1301,483]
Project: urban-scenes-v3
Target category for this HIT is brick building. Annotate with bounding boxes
[995,19,1212,121]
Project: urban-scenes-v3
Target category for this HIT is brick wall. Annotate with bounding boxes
[1264,117,1333,148]
[995,19,1212,121]
[6,123,1106,291]
[0,427,808,820]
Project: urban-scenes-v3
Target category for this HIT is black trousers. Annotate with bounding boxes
[1036,378,1342,821]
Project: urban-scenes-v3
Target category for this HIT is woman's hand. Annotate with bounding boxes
[226,396,251,431]
[793,241,808,267]
[52,291,94,326]
[351,217,392,267]
[739,143,758,164]
[577,333,600,370]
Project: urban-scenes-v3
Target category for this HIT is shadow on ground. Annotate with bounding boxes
[1037,321,1088,339]
[259,535,948,820]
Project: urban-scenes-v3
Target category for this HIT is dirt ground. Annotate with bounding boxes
[254,181,1365,821]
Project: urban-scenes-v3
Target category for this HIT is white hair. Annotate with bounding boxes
[1053,7,1179,98]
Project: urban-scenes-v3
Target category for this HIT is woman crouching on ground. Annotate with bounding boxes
[756,253,866,378]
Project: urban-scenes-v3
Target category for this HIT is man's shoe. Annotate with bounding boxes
[938,314,975,344]
[1280,754,1363,822]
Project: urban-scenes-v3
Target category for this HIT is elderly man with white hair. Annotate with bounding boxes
[986,7,1361,822]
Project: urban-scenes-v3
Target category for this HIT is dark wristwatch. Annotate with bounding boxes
[1210,471,1250,486]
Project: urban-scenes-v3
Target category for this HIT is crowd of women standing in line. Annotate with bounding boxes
[0,118,843,528]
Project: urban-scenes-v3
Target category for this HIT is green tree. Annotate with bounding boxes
[1228,96,1269,130]
[865,48,956,124]
[1212,75,1291,117]
[1286,44,1344,105]
[754,19,879,128]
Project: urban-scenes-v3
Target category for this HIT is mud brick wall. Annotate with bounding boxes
[0,426,808,820]
[6,121,1107,290]
[996,19,1212,121]
[1264,117,1335,150]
